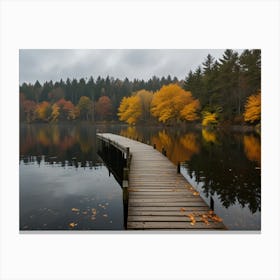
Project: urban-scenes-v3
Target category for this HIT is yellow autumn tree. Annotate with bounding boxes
[151,84,200,123]
[51,103,60,122]
[118,95,142,125]
[244,91,261,123]
[118,90,153,125]
[35,101,52,121]
[202,112,218,127]
[180,99,200,121]
[136,90,153,121]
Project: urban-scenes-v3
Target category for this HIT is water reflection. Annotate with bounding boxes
[20,124,124,230]
[20,124,101,167]
[119,126,261,229]
[243,135,261,164]
[20,124,261,230]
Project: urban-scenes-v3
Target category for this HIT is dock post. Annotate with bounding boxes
[210,196,214,211]
[126,147,130,167]
[177,162,180,173]
[122,180,129,229]
[123,167,129,181]
[153,143,156,149]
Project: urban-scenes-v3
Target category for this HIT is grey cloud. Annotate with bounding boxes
[19,49,239,84]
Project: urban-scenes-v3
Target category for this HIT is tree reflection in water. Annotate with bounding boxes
[20,124,101,168]
[20,124,261,228]
[120,126,261,216]
[186,130,261,214]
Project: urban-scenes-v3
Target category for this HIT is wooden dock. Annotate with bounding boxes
[97,133,226,230]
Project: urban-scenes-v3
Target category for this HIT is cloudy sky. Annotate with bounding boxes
[19,49,235,84]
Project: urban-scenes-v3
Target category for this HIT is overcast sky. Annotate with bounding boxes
[19,49,238,84]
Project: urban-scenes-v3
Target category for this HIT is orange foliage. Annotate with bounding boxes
[151,131,200,163]
[55,98,76,120]
[243,135,261,163]
[180,99,200,121]
[202,112,218,126]
[179,133,200,155]
[22,99,36,122]
[120,126,143,140]
[36,101,52,121]
[244,91,261,123]
[118,95,142,125]
[202,129,218,144]
[151,84,200,123]
[95,96,113,121]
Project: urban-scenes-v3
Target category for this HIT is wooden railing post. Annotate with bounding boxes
[123,167,129,181]
[126,147,130,167]
[210,196,214,211]
[177,162,180,174]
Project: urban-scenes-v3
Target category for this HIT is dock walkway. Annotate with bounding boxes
[97,133,225,230]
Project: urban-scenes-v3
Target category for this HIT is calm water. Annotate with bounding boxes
[20,123,261,230]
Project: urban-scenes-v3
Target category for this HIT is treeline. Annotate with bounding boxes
[20,75,180,123]
[20,49,261,125]
[184,49,261,123]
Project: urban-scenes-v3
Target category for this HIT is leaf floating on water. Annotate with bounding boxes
[91,216,96,221]
[69,222,77,228]
[82,211,88,215]
[103,214,108,218]
[91,208,97,216]
[71,208,79,212]
[105,202,109,206]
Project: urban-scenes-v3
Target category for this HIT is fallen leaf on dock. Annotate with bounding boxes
[187,214,196,225]
[180,207,186,212]
[192,191,199,196]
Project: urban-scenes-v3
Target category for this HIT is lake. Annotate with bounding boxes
[20,123,261,231]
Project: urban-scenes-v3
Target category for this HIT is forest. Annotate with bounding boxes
[20,49,261,126]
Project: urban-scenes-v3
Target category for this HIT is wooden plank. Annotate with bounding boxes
[127,215,223,222]
[128,211,209,216]
[127,221,225,229]
[129,198,204,203]
[128,206,209,211]
[128,202,207,207]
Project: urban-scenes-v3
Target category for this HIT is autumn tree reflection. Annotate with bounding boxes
[243,134,261,164]
[151,130,200,164]
[20,124,101,167]
[186,131,261,213]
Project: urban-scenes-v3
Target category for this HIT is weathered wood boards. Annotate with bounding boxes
[97,133,226,230]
